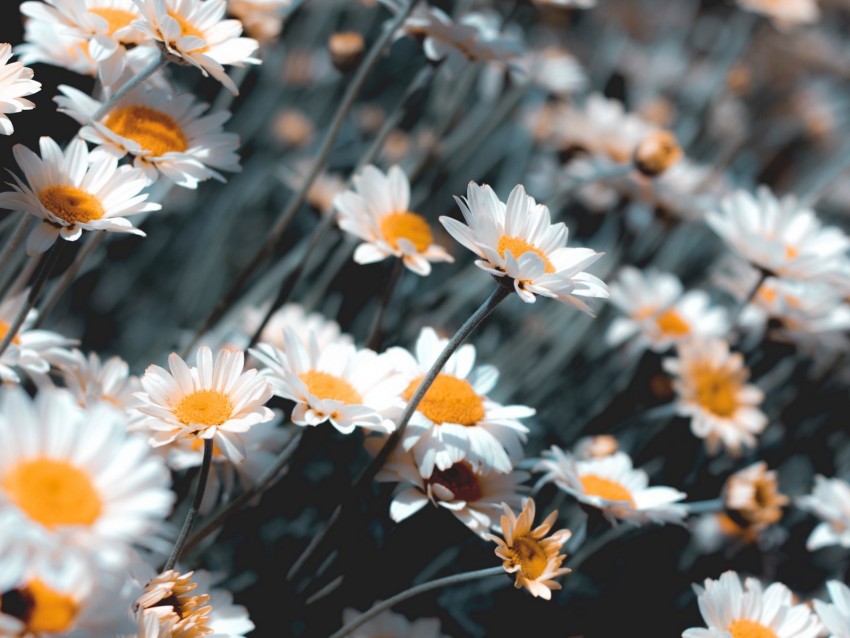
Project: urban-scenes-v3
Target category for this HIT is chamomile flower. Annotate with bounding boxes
[737,0,819,26]
[341,608,450,638]
[240,303,352,352]
[683,571,821,638]
[724,462,788,528]
[440,182,608,311]
[534,447,687,526]
[0,44,41,136]
[334,165,453,276]
[815,581,850,638]
[488,498,571,600]
[385,327,533,477]
[134,346,275,464]
[132,0,261,95]
[227,0,292,42]
[51,348,140,411]
[798,475,850,551]
[0,137,160,255]
[664,338,767,456]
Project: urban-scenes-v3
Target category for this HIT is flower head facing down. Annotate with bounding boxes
[440,182,608,312]
[0,43,41,135]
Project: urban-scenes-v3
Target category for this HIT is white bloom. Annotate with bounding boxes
[341,607,451,638]
[240,303,352,353]
[51,348,141,410]
[16,17,98,77]
[227,0,293,42]
[0,43,41,135]
[798,475,850,551]
[815,581,850,638]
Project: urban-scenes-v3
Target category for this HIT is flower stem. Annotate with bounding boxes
[327,566,506,638]
[683,498,724,515]
[0,217,31,287]
[90,53,168,122]
[366,258,404,350]
[164,439,214,571]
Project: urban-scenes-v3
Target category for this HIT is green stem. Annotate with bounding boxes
[164,439,214,571]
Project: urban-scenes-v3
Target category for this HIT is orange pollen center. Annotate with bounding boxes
[0,320,21,346]
[0,579,79,633]
[88,7,137,36]
[166,11,208,52]
[655,308,690,336]
[728,619,777,638]
[378,211,434,253]
[403,374,485,426]
[579,474,635,505]
[104,105,188,156]
[497,236,554,273]
[429,462,482,502]
[174,390,234,427]
[300,370,362,405]
[1,459,102,529]
[785,245,798,260]
[39,185,104,225]
[692,366,739,418]
[510,536,549,580]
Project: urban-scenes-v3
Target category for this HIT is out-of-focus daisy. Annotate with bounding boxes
[132,0,261,95]
[724,462,788,528]
[134,346,275,464]
[0,43,41,135]
[440,182,608,311]
[385,327,533,477]
[573,434,619,460]
[690,511,761,553]
[531,0,596,7]
[683,571,821,638]
[488,499,571,600]
[664,338,767,456]
[228,0,292,42]
[534,447,687,526]
[798,475,850,551]
[51,349,140,410]
[341,607,450,638]
[815,581,850,638]
[0,387,173,563]
[518,46,586,96]
[736,0,819,27]
[372,440,528,538]
[707,187,850,283]
[251,329,400,434]
[240,303,352,352]
[56,84,241,189]
[0,137,159,255]
[334,165,453,276]
[607,267,728,352]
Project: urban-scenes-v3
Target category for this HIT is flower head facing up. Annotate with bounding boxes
[134,346,275,464]
[488,498,571,600]
[724,462,788,528]
[0,43,41,135]
[335,165,453,276]
[440,182,608,312]
[798,475,850,551]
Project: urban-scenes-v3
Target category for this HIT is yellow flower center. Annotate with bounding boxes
[300,370,363,405]
[403,374,485,426]
[579,474,635,505]
[510,536,549,580]
[497,236,554,273]
[692,366,739,418]
[429,462,482,502]
[39,185,104,225]
[0,320,21,346]
[174,390,234,426]
[655,308,690,336]
[104,105,189,156]
[166,11,209,52]
[2,459,102,528]
[0,579,79,634]
[88,7,137,36]
[378,211,433,253]
[784,245,798,260]
[728,619,777,638]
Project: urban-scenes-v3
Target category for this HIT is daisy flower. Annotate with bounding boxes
[384,327,533,477]
[56,84,241,189]
[737,0,819,27]
[440,182,608,311]
[664,338,767,456]
[134,346,274,464]
[341,608,450,638]
[707,187,850,283]
[227,0,293,42]
[724,462,788,528]
[16,16,98,77]
[0,43,41,136]
[51,348,141,410]
[251,329,400,434]
[334,165,454,276]
[372,439,528,538]
[683,571,821,638]
[487,499,571,600]
[0,137,160,255]
[815,581,850,638]
[0,387,173,565]
[239,302,352,352]
[573,434,619,460]
[798,475,850,551]
[132,0,261,95]
[607,266,728,352]
[534,447,687,526]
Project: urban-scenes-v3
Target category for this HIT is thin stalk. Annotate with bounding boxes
[683,499,724,515]
[164,439,214,571]
[366,259,403,350]
[328,566,505,638]
[0,217,31,284]
[90,53,168,121]
[183,0,418,354]
[5,254,39,300]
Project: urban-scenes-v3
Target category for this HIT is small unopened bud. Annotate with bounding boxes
[633,130,683,177]
[328,32,365,73]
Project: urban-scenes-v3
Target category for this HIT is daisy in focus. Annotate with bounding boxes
[440,182,608,311]
[798,475,850,551]
[815,581,850,638]
[534,447,687,526]
[0,137,160,255]
[683,571,821,638]
[384,327,533,477]
[340,607,450,638]
[0,43,40,135]
[132,0,261,95]
[134,346,275,464]
[488,498,571,600]
[334,165,454,276]
[664,338,767,456]
[56,84,241,189]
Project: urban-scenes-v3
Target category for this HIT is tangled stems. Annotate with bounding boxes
[164,439,214,571]
[327,566,506,638]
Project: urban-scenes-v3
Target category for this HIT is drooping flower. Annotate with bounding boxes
[798,475,850,551]
[0,43,41,135]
